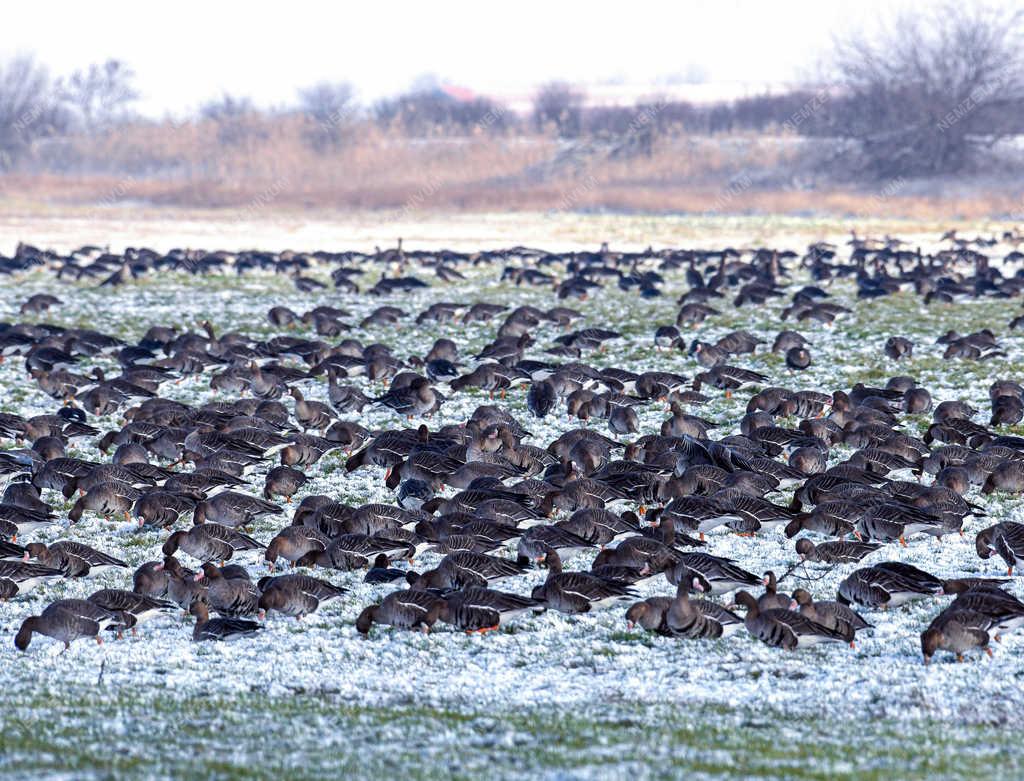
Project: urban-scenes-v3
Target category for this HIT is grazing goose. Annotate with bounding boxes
[67,482,141,523]
[265,525,330,569]
[837,563,943,609]
[132,560,170,599]
[132,490,198,529]
[791,589,871,645]
[409,551,527,590]
[190,601,263,642]
[921,608,994,664]
[854,502,943,546]
[665,579,743,639]
[193,491,283,528]
[733,591,849,650]
[355,588,444,635]
[438,587,543,632]
[0,560,65,598]
[532,550,636,614]
[665,552,761,595]
[87,589,176,631]
[943,583,1024,641]
[195,563,260,617]
[158,556,206,610]
[15,598,130,651]
[162,524,264,564]
[257,573,346,619]
[976,522,1024,575]
[263,466,308,502]
[625,596,673,632]
[24,541,127,578]
[795,538,882,564]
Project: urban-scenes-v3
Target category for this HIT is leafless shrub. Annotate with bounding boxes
[59,59,139,130]
[533,82,584,138]
[199,93,264,146]
[297,81,356,152]
[824,3,1024,178]
[0,55,69,169]
[374,88,509,136]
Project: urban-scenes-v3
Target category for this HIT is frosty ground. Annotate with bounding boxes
[1,215,1023,779]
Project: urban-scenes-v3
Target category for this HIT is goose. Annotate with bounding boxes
[942,583,1024,641]
[194,563,260,617]
[192,491,282,528]
[257,574,345,619]
[791,589,871,645]
[132,490,199,529]
[758,571,792,612]
[263,466,308,502]
[837,563,943,608]
[15,598,130,651]
[24,541,127,578]
[289,387,334,432]
[364,554,408,584]
[976,522,1024,575]
[158,556,206,610]
[795,538,882,564]
[0,560,65,598]
[438,587,543,632]
[265,526,331,569]
[921,608,993,664]
[409,551,527,590]
[854,502,943,546]
[132,560,170,599]
[190,601,262,642]
[67,481,141,523]
[355,588,444,635]
[87,589,176,631]
[665,552,761,595]
[665,579,744,639]
[162,523,264,564]
[733,591,849,650]
[531,550,636,614]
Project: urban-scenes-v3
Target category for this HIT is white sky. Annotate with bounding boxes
[6,0,937,117]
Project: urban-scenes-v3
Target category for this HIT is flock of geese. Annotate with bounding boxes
[2,233,1024,665]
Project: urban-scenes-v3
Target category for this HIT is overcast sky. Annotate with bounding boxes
[6,0,938,117]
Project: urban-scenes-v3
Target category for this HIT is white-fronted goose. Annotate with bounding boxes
[0,560,65,598]
[15,598,129,651]
[733,591,849,650]
[438,587,543,632]
[257,573,346,619]
[355,588,444,635]
[162,524,264,564]
[921,608,994,664]
[532,550,636,614]
[837,563,943,608]
[24,541,126,578]
[791,589,871,645]
[190,601,263,642]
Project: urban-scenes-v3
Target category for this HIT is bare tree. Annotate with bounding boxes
[828,4,1024,178]
[59,59,139,130]
[0,56,68,169]
[533,82,584,138]
[297,81,355,151]
[199,93,262,146]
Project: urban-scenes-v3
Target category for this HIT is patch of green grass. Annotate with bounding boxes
[0,687,1016,780]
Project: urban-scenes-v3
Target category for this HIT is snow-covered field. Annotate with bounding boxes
[1,217,1023,779]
